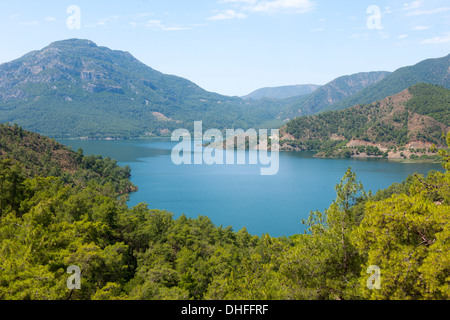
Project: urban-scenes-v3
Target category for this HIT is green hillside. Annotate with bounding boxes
[281,84,450,158]
[0,123,136,194]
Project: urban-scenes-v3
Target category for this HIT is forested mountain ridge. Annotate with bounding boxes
[243,84,321,100]
[330,53,450,111]
[281,83,450,159]
[0,123,136,194]
[280,71,391,119]
[0,39,290,138]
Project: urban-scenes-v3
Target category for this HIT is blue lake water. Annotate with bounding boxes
[58,139,444,237]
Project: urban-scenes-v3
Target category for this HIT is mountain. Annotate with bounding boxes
[243,84,321,100]
[330,53,450,111]
[281,71,391,119]
[0,39,289,138]
[2,39,447,140]
[280,83,450,159]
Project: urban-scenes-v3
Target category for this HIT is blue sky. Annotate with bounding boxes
[0,0,449,96]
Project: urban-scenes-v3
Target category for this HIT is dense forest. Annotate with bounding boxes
[0,124,449,300]
[0,123,136,195]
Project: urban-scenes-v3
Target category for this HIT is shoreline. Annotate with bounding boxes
[59,137,444,165]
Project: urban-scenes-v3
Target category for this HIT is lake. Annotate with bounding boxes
[58,138,444,237]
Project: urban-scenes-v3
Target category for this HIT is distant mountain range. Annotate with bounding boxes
[280,71,391,119]
[281,83,450,158]
[243,84,321,100]
[0,38,449,140]
[278,54,450,121]
[330,54,450,111]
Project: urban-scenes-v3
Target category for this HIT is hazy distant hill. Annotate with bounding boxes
[282,71,391,118]
[281,83,450,158]
[0,39,289,138]
[243,84,321,100]
[330,54,450,111]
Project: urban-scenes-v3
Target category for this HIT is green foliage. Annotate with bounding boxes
[0,123,136,195]
[280,168,368,299]
[353,170,450,299]
[0,127,449,300]
[406,84,450,126]
[0,159,25,216]
[438,132,450,170]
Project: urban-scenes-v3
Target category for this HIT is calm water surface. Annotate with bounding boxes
[58,139,444,237]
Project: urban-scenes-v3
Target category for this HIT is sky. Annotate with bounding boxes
[0,0,449,96]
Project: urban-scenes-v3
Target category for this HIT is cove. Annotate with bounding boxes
[58,138,444,237]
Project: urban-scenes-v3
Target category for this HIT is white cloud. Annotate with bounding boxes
[350,31,390,41]
[412,25,430,30]
[215,0,316,16]
[403,0,423,11]
[145,20,189,31]
[207,9,247,20]
[94,16,123,27]
[87,13,155,28]
[45,17,56,22]
[384,6,392,14]
[219,0,257,3]
[136,13,154,18]
[420,32,450,44]
[406,7,450,16]
[397,34,408,39]
[163,26,190,31]
[246,0,316,14]
[350,33,370,40]
[402,1,450,16]
[20,21,39,26]
[146,20,164,28]
[379,31,390,39]
[86,13,192,31]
